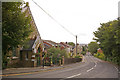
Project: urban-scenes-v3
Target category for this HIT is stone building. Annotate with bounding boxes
[7,3,44,68]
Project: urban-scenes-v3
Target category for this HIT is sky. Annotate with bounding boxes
[24,0,119,44]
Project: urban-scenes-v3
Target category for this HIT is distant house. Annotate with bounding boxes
[58,43,65,50]
[59,42,73,54]
[7,3,44,68]
[79,44,88,47]
[43,40,53,49]
[97,48,103,53]
[73,44,82,56]
[43,40,58,49]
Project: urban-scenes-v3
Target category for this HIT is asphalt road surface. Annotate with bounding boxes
[2,53,119,80]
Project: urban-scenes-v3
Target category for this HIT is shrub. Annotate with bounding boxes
[47,47,68,64]
[75,55,81,58]
[81,51,86,55]
[94,52,105,60]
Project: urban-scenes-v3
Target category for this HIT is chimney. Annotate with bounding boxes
[66,42,67,44]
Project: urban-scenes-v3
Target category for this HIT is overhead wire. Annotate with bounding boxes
[32,0,75,37]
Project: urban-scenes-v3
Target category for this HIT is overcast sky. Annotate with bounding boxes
[24,0,119,44]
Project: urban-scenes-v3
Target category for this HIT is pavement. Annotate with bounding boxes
[2,65,67,75]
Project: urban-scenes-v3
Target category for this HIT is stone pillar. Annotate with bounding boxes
[50,57,53,66]
[34,60,37,67]
[40,53,42,65]
[62,56,64,65]
[59,59,61,66]
[31,54,37,67]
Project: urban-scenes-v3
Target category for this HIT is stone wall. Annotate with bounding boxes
[64,58,82,65]
[19,50,36,67]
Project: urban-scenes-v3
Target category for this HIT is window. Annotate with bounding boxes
[12,47,16,57]
[38,47,41,53]
[20,51,23,60]
[25,52,29,60]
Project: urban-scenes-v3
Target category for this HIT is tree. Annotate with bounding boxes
[47,47,68,64]
[93,19,120,64]
[81,45,87,55]
[88,42,99,55]
[68,42,75,46]
[2,2,32,68]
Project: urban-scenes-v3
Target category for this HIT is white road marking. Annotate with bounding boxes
[87,68,94,72]
[94,64,96,67]
[60,55,98,80]
[114,66,119,72]
[67,73,81,78]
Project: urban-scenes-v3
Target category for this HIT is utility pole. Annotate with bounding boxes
[76,35,77,56]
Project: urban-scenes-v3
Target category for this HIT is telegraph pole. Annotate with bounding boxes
[76,35,77,55]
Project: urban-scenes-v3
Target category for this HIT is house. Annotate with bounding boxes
[73,44,82,56]
[43,40,53,49]
[43,40,58,49]
[59,42,73,54]
[58,43,65,50]
[97,48,103,53]
[7,3,44,68]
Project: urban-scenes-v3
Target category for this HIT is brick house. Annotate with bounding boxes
[59,42,73,54]
[97,48,103,53]
[73,44,82,56]
[43,40,55,49]
[44,40,58,48]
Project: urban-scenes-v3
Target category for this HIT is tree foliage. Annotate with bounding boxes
[93,19,120,64]
[81,46,87,55]
[68,42,75,46]
[88,42,99,54]
[47,47,68,58]
[94,52,105,60]
[47,47,68,64]
[2,2,32,52]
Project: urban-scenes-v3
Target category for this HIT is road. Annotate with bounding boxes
[2,53,119,80]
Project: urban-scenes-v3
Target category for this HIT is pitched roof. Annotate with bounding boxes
[43,40,58,46]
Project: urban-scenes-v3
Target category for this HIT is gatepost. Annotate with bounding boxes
[31,54,36,67]
[62,56,64,65]
[42,52,45,68]
[59,59,61,66]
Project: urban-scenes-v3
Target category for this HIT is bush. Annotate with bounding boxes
[47,47,68,64]
[81,51,86,55]
[75,55,81,58]
[94,52,105,60]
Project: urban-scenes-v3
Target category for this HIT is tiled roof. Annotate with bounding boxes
[43,40,58,46]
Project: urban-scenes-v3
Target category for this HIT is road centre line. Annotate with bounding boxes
[87,67,94,72]
[61,56,96,79]
[67,73,81,78]
[86,56,97,72]
[59,73,82,80]
[94,64,96,67]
